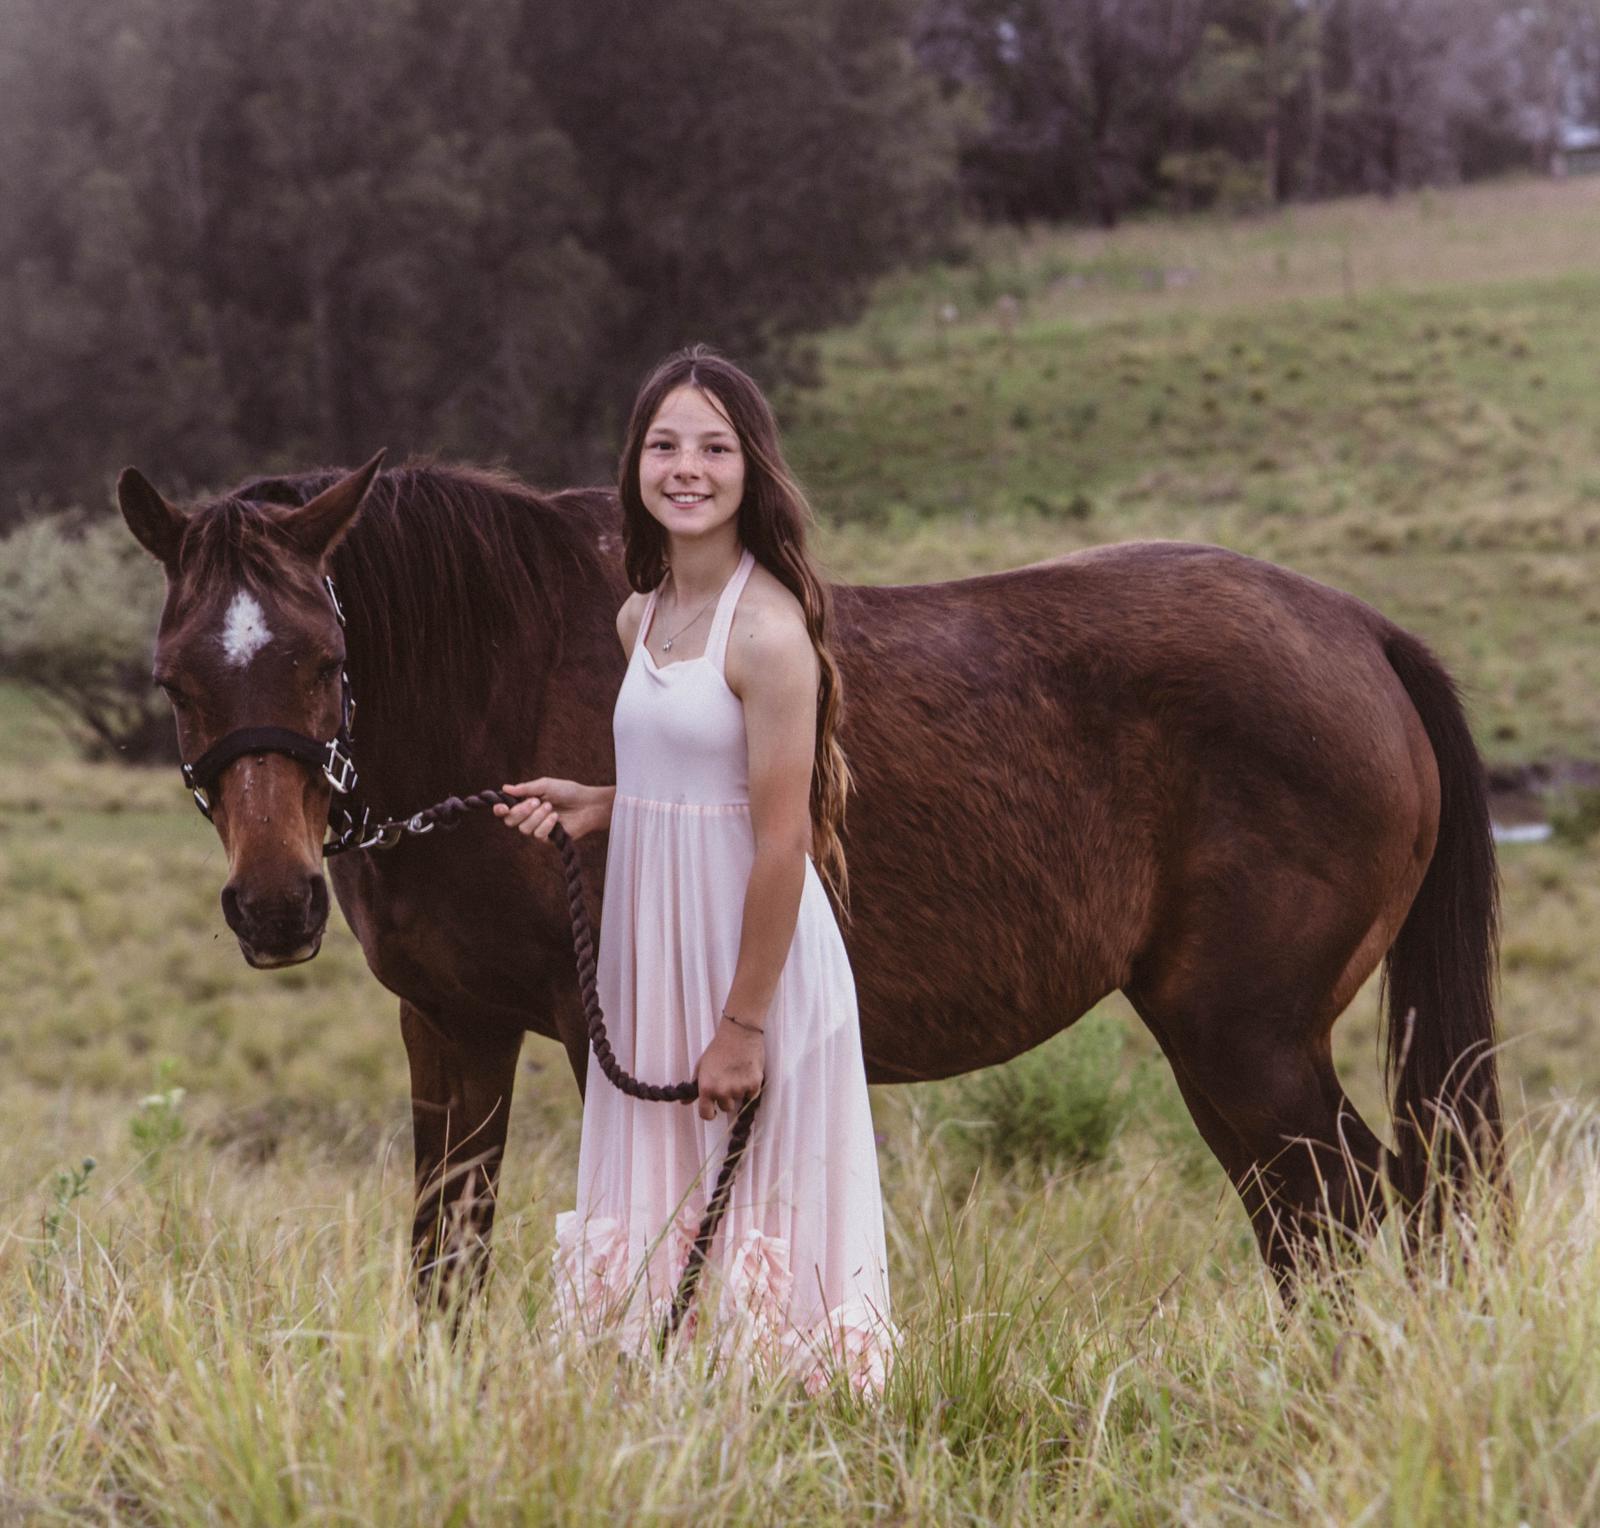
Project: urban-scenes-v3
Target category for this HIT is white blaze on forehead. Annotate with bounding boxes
[219,590,273,667]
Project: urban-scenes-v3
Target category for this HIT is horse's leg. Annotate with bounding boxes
[1205,1033,1389,1286]
[1149,1016,1389,1285]
[1127,999,1252,1179]
[400,999,524,1313]
[1128,898,1397,1290]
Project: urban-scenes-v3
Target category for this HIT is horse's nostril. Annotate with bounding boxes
[220,882,244,933]
[221,875,325,940]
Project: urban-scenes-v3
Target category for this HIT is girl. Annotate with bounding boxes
[495,346,894,1393]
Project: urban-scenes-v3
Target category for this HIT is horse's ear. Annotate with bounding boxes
[117,468,186,566]
[283,450,386,560]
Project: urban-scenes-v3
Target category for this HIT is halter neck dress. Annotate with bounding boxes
[550,547,895,1393]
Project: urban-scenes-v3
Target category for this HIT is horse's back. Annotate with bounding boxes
[830,539,1438,1083]
[836,539,1390,656]
[832,539,1408,767]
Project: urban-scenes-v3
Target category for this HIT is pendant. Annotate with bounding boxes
[663,638,674,651]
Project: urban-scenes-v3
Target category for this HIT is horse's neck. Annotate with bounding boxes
[339,495,628,810]
[530,559,632,774]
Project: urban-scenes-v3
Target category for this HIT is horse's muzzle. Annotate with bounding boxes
[221,872,330,967]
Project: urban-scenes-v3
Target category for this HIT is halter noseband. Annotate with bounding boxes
[177,576,369,851]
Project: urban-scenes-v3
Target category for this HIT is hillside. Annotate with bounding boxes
[795,175,1600,767]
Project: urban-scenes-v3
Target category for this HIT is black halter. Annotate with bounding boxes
[177,576,372,853]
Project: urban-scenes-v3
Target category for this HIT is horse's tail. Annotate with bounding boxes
[1380,629,1504,1212]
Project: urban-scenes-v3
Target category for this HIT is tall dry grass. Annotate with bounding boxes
[5,1085,1600,1523]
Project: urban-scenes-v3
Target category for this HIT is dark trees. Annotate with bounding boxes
[918,0,1600,221]
[919,0,1208,224]
[0,0,955,519]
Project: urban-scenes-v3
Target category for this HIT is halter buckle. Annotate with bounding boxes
[339,670,356,737]
[323,736,358,795]
[181,763,214,820]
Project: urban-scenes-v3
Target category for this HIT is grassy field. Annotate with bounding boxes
[4,176,1600,1522]
[796,175,1600,765]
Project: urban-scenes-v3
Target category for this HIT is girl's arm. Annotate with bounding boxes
[693,603,819,1119]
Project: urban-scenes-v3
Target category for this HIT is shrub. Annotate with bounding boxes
[1158,149,1272,214]
[1550,787,1600,848]
[939,1009,1136,1173]
[0,513,173,762]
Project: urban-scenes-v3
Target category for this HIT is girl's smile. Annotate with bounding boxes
[640,385,746,541]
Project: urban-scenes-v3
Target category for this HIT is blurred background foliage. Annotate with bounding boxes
[1,0,1594,524]
[0,0,954,515]
[0,513,169,760]
[921,0,1600,224]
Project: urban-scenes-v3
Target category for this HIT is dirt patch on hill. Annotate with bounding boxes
[1487,758,1600,826]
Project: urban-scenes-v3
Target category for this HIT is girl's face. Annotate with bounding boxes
[639,385,746,546]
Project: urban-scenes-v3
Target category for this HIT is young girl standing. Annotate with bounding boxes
[495,346,894,1393]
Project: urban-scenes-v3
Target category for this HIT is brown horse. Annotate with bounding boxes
[115,457,1502,1295]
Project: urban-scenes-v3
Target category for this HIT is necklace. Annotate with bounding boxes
[656,585,720,653]
[656,557,742,652]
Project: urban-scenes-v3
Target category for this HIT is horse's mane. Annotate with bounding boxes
[188,461,616,772]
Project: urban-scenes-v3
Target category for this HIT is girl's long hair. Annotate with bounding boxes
[618,344,852,911]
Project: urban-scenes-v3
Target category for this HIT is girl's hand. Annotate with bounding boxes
[693,1019,765,1121]
[494,778,612,842]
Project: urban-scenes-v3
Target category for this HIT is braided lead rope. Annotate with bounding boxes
[345,786,759,1344]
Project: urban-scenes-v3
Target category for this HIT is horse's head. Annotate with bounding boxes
[117,454,384,968]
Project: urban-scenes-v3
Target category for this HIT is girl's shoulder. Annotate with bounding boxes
[726,563,814,693]
[734,561,808,640]
[615,588,651,657]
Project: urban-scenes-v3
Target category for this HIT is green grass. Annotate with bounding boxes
[5,175,1600,1520]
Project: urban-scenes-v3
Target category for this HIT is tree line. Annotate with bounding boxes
[920,0,1600,224]
[0,0,951,519]
[1,0,1594,522]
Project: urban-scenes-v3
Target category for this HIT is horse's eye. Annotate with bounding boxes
[158,682,190,710]
[317,658,345,681]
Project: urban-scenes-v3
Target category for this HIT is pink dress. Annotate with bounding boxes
[551,547,895,1392]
